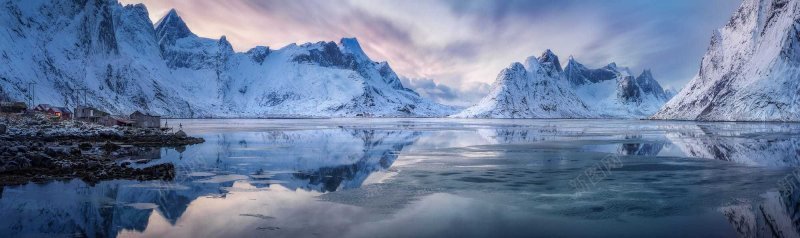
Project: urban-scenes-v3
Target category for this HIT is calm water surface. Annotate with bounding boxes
[2,119,800,238]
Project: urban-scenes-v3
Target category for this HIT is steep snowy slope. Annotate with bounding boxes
[0,1,454,117]
[653,0,800,121]
[565,57,672,118]
[453,50,670,118]
[0,0,197,116]
[452,50,593,118]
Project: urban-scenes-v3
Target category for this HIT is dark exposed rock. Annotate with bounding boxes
[292,41,357,69]
[0,114,203,186]
[617,76,642,103]
[635,69,669,100]
[102,141,121,152]
[175,130,187,138]
[247,46,270,64]
[563,58,620,86]
[154,9,194,46]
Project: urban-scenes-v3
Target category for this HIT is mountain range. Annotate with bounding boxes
[0,0,455,118]
[453,50,673,118]
[3,0,794,121]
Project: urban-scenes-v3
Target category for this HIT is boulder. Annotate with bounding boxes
[175,130,187,138]
[102,142,121,152]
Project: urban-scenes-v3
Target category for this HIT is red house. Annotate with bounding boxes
[46,107,72,120]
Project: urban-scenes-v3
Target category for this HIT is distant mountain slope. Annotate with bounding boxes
[0,0,455,117]
[453,50,671,118]
[652,0,800,121]
[565,57,672,118]
[452,51,593,118]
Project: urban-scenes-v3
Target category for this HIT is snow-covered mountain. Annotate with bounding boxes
[0,0,455,118]
[652,0,800,121]
[565,57,672,118]
[453,50,671,118]
[452,50,593,118]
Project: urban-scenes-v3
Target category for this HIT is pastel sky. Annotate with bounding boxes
[120,0,742,106]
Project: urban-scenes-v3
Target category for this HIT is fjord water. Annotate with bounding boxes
[2,119,799,238]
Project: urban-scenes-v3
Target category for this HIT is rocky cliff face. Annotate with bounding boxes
[0,0,455,118]
[563,59,620,86]
[653,0,800,121]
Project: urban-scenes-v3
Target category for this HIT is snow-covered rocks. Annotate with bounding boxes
[567,57,672,118]
[652,0,800,121]
[0,1,454,118]
[454,50,671,118]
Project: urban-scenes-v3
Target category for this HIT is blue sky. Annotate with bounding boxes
[122,0,742,106]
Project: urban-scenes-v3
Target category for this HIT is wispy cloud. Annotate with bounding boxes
[121,0,741,106]
[400,77,490,107]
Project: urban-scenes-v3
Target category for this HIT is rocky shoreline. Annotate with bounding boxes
[0,114,204,186]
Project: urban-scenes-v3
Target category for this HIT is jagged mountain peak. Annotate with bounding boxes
[246,46,270,64]
[339,37,370,62]
[636,69,651,78]
[539,49,558,62]
[156,9,181,26]
[154,8,194,45]
[634,69,667,100]
[218,35,234,53]
[498,62,528,82]
[522,55,541,72]
[564,55,585,69]
[538,49,563,75]
[564,57,586,71]
[124,3,149,15]
[509,62,526,72]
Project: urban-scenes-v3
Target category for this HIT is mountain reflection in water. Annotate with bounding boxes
[1,119,800,238]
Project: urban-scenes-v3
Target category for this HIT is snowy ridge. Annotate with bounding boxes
[454,50,671,118]
[652,0,800,121]
[0,0,455,118]
[452,50,593,118]
[566,57,672,118]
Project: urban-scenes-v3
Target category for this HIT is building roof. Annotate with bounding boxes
[131,110,161,117]
[105,115,134,124]
[77,106,109,116]
[49,107,72,114]
[35,104,52,110]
